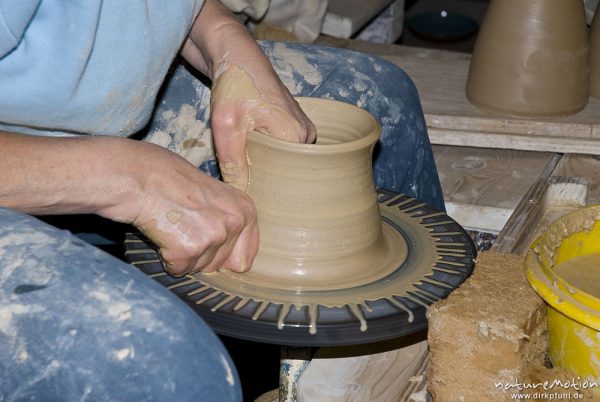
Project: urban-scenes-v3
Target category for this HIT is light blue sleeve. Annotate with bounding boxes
[0,0,41,56]
[0,0,204,137]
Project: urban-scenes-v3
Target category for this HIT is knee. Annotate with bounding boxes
[0,208,242,401]
[363,53,420,100]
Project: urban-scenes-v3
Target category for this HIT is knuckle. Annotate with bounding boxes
[160,253,190,277]
[177,241,205,258]
[227,200,255,230]
[227,212,246,233]
[203,223,228,246]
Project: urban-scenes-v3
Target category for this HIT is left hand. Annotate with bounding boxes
[180,0,316,190]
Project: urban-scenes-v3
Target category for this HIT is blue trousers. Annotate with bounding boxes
[0,42,443,401]
[0,209,242,401]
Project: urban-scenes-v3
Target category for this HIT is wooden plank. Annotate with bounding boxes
[313,39,600,154]
[528,177,589,245]
[445,204,511,234]
[321,0,394,39]
[553,154,600,205]
[491,175,587,255]
[297,336,428,402]
[434,146,558,208]
[427,115,596,138]
[490,178,551,255]
[426,127,600,155]
[432,145,559,232]
[488,153,562,254]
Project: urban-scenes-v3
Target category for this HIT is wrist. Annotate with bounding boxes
[188,0,262,79]
[90,137,151,223]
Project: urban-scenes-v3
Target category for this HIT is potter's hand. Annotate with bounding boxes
[124,141,259,276]
[210,65,316,191]
[0,132,258,276]
[180,0,316,190]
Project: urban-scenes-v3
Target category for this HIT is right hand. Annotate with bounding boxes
[102,141,259,276]
[1,132,258,277]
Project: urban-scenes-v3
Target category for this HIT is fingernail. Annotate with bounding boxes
[241,255,255,272]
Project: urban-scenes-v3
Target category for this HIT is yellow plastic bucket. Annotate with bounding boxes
[525,205,600,394]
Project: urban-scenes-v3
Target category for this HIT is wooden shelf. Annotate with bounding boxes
[321,0,394,38]
[315,38,600,155]
[432,145,558,232]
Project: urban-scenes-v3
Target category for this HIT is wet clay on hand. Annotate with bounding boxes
[210,65,306,191]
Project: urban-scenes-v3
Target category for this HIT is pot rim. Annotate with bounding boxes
[248,97,381,155]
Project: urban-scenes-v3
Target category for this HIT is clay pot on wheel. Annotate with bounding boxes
[466,0,589,118]
[244,97,405,291]
[124,96,477,343]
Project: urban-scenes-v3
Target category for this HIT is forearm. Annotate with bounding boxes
[0,131,140,219]
[0,130,258,274]
[183,0,275,80]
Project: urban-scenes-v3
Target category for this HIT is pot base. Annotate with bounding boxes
[231,221,407,292]
[125,190,476,346]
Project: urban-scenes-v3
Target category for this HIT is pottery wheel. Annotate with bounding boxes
[124,190,476,346]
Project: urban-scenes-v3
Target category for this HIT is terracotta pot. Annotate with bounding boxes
[466,0,589,118]
[245,97,403,291]
[590,6,600,98]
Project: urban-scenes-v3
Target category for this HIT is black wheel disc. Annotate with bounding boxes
[124,190,476,346]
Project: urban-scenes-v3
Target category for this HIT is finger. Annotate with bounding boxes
[188,243,229,274]
[254,103,316,144]
[200,199,257,273]
[212,129,249,192]
[304,115,318,144]
[163,235,241,276]
[221,217,259,273]
[159,223,228,276]
[290,97,317,144]
[159,249,194,277]
[189,229,240,274]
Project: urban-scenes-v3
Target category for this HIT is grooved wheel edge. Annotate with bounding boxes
[124,189,476,346]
